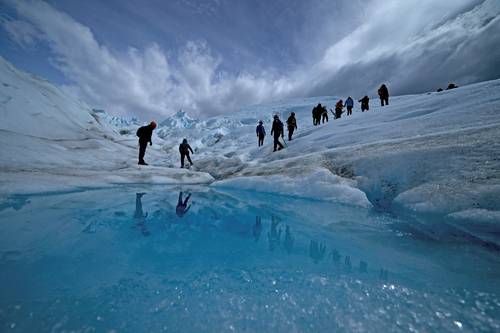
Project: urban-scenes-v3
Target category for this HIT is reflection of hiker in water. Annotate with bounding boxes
[284,225,294,254]
[253,216,262,242]
[379,268,389,281]
[344,255,352,271]
[329,249,342,267]
[267,215,282,251]
[133,193,150,236]
[176,191,191,217]
[309,240,326,263]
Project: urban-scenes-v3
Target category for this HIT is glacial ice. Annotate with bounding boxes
[1,54,500,332]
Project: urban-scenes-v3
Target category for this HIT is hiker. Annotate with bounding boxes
[378,84,389,106]
[179,138,194,168]
[312,104,320,126]
[270,114,284,152]
[176,191,191,217]
[321,104,328,123]
[256,121,266,147]
[345,96,354,116]
[313,103,324,126]
[334,100,344,119]
[286,112,297,141]
[136,121,157,165]
[359,95,369,111]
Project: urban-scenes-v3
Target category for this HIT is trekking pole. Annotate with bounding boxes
[282,137,288,147]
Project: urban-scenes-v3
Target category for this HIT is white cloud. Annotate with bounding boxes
[1,0,294,119]
[0,14,39,48]
[304,0,500,96]
[2,0,499,119]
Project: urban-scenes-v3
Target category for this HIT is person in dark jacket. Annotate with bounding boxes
[256,121,266,147]
[312,104,322,126]
[378,84,389,106]
[345,97,354,116]
[312,105,318,125]
[136,121,157,165]
[270,115,284,152]
[179,139,194,168]
[321,104,328,123]
[358,96,369,111]
[334,100,344,119]
[286,112,297,141]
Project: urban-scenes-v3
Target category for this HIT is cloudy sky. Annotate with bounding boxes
[1,0,499,119]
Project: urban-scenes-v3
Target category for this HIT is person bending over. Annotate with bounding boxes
[179,139,194,168]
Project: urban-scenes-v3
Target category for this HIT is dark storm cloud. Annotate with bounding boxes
[306,0,500,98]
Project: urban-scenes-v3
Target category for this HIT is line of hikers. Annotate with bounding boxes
[313,84,389,124]
[136,83,389,162]
[256,84,390,150]
[136,121,194,168]
[256,111,298,152]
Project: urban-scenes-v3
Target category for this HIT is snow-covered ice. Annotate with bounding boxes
[1,55,500,331]
[0,57,214,193]
[147,78,500,234]
[1,54,500,237]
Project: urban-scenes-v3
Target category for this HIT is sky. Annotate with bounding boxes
[1,0,500,120]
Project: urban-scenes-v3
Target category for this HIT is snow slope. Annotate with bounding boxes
[143,81,500,236]
[0,57,213,193]
[1,56,499,238]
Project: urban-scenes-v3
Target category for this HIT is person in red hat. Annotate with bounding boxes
[136,121,157,165]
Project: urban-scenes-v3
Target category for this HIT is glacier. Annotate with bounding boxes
[0,57,214,194]
[1,56,500,332]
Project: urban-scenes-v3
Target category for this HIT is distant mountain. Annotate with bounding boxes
[91,109,141,135]
[159,110,199,129]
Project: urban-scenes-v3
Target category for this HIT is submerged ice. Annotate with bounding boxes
[0,187,499,332]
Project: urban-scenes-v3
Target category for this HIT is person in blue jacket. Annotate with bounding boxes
[256,120,266,147]
[345,96,354,116]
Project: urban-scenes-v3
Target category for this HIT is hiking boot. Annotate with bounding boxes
[138,161,148,166]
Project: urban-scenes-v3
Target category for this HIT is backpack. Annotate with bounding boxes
[136,126,144,137]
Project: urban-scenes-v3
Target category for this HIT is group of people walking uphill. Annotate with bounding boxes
[327,84,389,121]
[255,83,390,151]
[136,83,390,164]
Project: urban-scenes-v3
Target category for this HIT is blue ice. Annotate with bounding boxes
[0,187,499,332]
